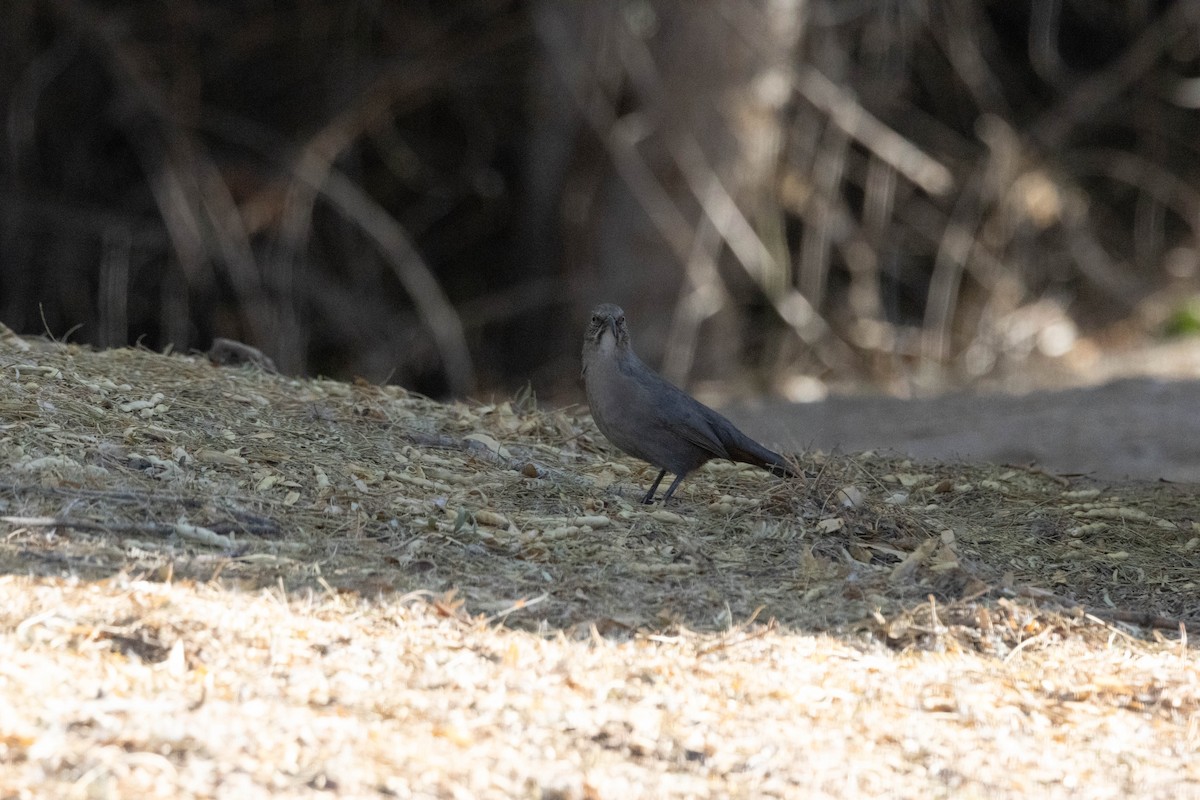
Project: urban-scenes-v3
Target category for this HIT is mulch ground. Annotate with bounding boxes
[1,329,1197,798]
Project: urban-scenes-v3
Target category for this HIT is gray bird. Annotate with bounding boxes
[581,302,795,503]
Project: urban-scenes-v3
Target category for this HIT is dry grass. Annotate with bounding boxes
[1,326,1198,799]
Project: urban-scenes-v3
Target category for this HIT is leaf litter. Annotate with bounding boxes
[0,329,1198,798]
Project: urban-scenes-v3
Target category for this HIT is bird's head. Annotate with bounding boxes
[585,303,630,355]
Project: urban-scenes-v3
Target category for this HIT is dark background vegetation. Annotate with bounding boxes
[2,0,1199,401]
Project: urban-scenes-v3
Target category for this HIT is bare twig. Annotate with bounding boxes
[2,515,235,549]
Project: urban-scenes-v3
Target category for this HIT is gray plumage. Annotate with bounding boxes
[581,302,795,503]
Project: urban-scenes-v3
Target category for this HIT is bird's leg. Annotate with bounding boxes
[641,470,667,504]
[660,473,687,503]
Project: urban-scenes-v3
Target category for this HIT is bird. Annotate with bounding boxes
[581,302,795,503]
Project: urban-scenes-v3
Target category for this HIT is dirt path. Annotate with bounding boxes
[728,376,1200,483]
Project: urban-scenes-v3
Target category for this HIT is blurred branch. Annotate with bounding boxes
[922,115,1019,362]
[203,107,483,394]
[1028,0,1069,89]
[663,181,728,385]
[1031,0,1198,148]
[12,1,525,394]
[922,167,990,363]
[1062,149,1200,245]
[797,123,848,309]
[931,1,1011,118]
[456,277,566,329]
[612,17,837,360]
[791,65,954,198]
[1059,148,1200,301]
[272,21,523,391]
[319,171,475,394]
[10,0,1200,396]
[536,7,853,376]
[48,0,267,349]
[98,228,130,348]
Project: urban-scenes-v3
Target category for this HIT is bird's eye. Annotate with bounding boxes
[591,315,601,324]
[617,316,625,325]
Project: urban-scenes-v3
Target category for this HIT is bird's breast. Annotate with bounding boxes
[595,329,618,357]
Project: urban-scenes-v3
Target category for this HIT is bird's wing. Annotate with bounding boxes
[638,376,733,460]
[642,372,792,473]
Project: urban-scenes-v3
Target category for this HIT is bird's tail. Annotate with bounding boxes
[724,433,796,478]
